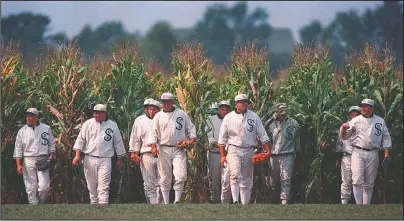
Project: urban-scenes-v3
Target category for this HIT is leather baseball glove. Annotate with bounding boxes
[251,152,270,165]
[382,156,392,168]
[176,139,193,151]
[36,155,51,171]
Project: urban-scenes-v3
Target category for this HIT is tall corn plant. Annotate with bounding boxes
[339,43,403,203]
[278,43,350,203]
[1,42,32,204]
[225,40,275,203]
[169,41,216,203]
[31,42,90,203]
[88,42,156,203]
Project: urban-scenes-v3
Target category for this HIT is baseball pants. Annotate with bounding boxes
[207,151,221,203]
[227,145,254,204]
[22,156,50,205]
[157,146,187,204]
[221,158,232,204]
[351,147,379,205]
[83,155,112,204]
[340,154,353,203]
[269,154,295,202]
[140,152,161,204]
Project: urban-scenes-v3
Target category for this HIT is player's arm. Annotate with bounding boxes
[185,113,197,144]
[381,120,392,157]
[13,130,24,174]
[218,118,229,167]
[256,118,271,156]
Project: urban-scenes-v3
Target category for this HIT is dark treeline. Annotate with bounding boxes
[1,1,403,75]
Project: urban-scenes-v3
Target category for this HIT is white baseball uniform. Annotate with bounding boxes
[205,114,231,204]
[336,123,354,204]
[266,117,299,203]
[148,108,196,204]
[73,118,126,204]
[343,114,392,204]
[13,122,56,205]
[218,110,270,204]
[129,114,162,204]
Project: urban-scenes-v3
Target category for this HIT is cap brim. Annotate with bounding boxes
[235,99,249,102]
[360,103,373,107]
[25,112,38,116]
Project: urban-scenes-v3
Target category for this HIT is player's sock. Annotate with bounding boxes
[174,191,182,203]
[162,191,170,204]
[232,186,240,203]
[341,199,348,204]
[353,185,363,204]
[363,189,372,205]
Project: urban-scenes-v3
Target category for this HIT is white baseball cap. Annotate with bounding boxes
[93,104,107,112]
[360,99,375,107]
[218,100,231,107]
[160,92,174,101]
[149,100,161,109]
[26,107,39,116]
[348,106,361,113]
[143,98,153,107]
[234,94,249,102]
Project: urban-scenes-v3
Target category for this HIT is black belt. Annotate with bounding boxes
[354,146,378,151]
[161,144,177,147]
[209,151,220,154]
[343,152,351,156]
[271,153,295,156]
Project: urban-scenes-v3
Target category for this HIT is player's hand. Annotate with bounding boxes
[72,156,81,165]
[262,151,271,158]
[130,153,141,165]
[151,146,158,158]
[116,159,123,170]
[220,156,227,168]
[17,165,23,174]
[342,123,350,130]
[49,152,55,161]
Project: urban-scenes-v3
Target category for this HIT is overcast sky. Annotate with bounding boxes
[2,1,383,42]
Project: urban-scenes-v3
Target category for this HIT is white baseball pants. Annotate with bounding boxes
[207,151,221,203]
[157,146,187,204]
[83,155,112,204]
[226,145,254,204]
[221,159,232,204]
[340,154,353,203]
[269,154,295,201]
[140,152,161,204]
[22,156,50,205]
[351,147,379,205]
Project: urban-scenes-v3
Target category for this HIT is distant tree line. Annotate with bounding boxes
[1,1,402,73]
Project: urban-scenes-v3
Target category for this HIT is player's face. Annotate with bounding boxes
[93,111,106,122]
[361,104,373,117]
[218,105,230,118]
[161,100,174,111]
[26,114,38,126]
[277,112,286,122]
[348,111,360,120]
[147,106,160,119]
[236,100,248,112]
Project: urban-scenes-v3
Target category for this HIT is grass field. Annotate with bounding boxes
[1,204,402,220]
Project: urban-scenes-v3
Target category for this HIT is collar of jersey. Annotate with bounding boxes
[217,113,224,119]
[235,109,247,115]
[163,107,176,113]
[27,121,40,129]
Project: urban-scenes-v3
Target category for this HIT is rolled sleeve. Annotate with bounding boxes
[129,120,141,152]
[48,127,56,153]
[218,119,228,146]
[113,126,126,157]
[13,130,23,159]
[382,121,392,149]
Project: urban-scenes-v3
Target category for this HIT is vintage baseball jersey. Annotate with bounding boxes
[129,115,154,153]
[205,114,224,152]
[73,118,126,157]
[218,110,269,147]
[13,122,56,158]
[148,108,196,146]
[266,118,299,155]
[344,114,392,149]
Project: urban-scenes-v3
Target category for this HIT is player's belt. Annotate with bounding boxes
[343,152,351,156]
[354,146,378,151]
[229,144,255,149]
[161,144,177,147]
[209,151,220,154]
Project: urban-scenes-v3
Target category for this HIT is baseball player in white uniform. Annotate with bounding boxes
[129,99,162,204]
[335,106,361,204]
[265,103,299,205]
[72,104,126,204]
[340,99,392,205]
[148,92,197,204]
[218,94,271,204]
[205,100,231,204]
[13,108,56,205]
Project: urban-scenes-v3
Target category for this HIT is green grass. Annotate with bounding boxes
[1,204,402,220]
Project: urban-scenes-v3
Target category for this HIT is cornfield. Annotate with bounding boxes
[1,40,402,204]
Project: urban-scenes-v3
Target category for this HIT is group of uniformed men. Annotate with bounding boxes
[13,91,392,205]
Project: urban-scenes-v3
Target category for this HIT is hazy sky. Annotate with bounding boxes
[2,1,383,42]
